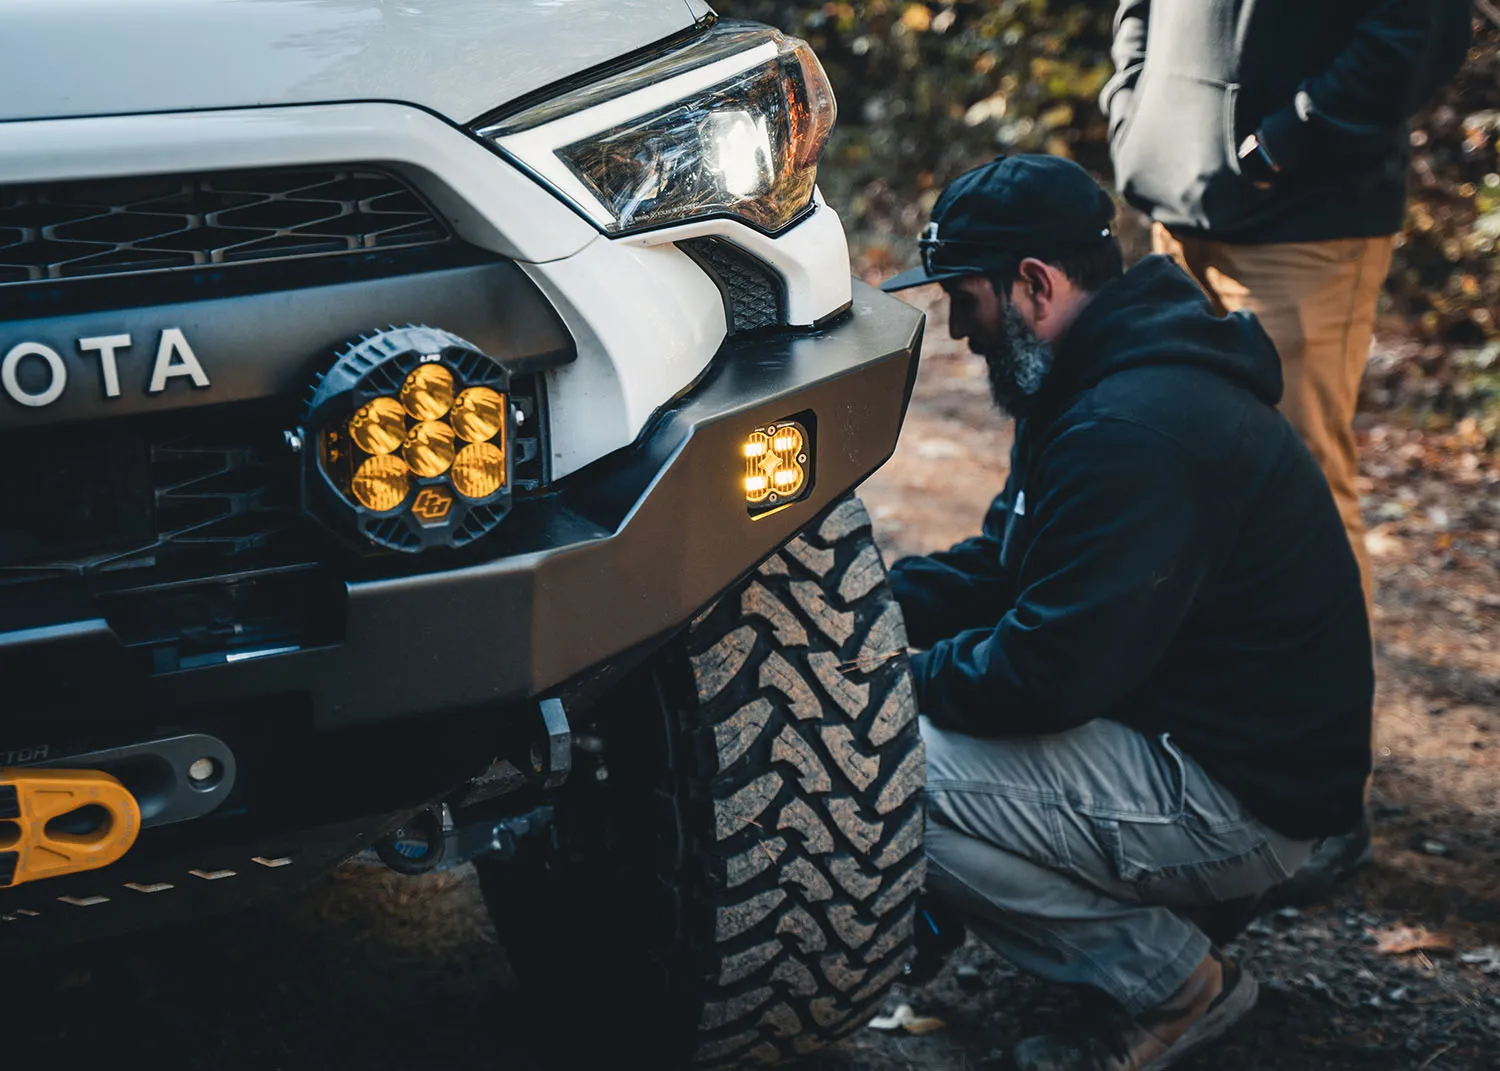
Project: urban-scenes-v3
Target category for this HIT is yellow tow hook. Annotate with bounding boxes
[0,769,142,888]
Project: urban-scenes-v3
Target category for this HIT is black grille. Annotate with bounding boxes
[0,375,549,587]
[0,168,451,286]
[680,237,787,333]
[0,404,303,583]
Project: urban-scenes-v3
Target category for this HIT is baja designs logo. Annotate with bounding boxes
[1,328,210,408]
[411,487,455,524]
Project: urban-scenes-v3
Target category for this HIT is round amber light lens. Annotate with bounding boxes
[400,364,455,421]
[451,441,505,500]
[348,396,407,456]
[403,420,456,477]
[351,454,411,512]
[451,387,506,443]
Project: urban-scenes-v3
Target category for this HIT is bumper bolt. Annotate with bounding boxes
[188,758,218,785]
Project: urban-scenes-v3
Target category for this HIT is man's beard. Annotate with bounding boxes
[983,304,1055,417]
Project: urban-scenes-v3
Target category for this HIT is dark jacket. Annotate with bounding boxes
[889,256,1374,840]
[1102,0,1473,242]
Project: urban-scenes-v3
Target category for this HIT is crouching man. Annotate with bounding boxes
[882,155,1373,1071]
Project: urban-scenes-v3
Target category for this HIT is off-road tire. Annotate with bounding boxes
[478,497,924,1068]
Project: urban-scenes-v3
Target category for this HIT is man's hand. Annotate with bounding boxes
[1236,132,1280,190]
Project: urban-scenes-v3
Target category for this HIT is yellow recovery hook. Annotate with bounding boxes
[0,769,142,888]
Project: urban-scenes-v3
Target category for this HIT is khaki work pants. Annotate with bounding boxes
[924,716,1313,1015]
[1151,224,1395,618]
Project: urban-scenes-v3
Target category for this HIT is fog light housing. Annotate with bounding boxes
[744,416,812,516]
[302,325,513,552]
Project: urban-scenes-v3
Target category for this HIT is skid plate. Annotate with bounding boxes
[0,769,141,888]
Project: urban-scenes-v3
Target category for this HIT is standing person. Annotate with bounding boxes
[881,154,1373,1071]
[1101,0,1472,901]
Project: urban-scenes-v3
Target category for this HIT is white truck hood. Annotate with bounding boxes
[0,0,702,125]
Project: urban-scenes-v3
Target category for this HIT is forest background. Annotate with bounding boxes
[719,0,1500,442]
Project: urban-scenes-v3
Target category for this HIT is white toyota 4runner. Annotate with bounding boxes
[0,2,925,1065]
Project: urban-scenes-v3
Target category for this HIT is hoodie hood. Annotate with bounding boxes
[1050,255,1283,407]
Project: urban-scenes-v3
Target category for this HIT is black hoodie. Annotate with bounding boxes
[889,256,1374,841]
[1101,0,1472,242]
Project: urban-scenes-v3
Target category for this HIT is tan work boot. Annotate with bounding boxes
[1012,949,1257,1071]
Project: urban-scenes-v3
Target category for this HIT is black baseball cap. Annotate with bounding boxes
[881,154,1117,292]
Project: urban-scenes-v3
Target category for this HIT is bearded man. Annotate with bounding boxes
[881,155,1373,1071]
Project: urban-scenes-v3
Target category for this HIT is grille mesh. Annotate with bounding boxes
[0,168,450,286]
[0,375,548,583]
[680,237,786,333]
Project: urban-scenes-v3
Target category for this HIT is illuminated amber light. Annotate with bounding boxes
[452,387,506,443]
[351,453,411,512]
[400,363,455,421]
[403,420,457,477]
[743,421,809,510]
[348,396,407,456]
[452,441,506,500]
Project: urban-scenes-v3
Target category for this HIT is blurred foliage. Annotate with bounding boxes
[717,1,1118,268]
[717,2,1500,426]
[1375,19,1500,433]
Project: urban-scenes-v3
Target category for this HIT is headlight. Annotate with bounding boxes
[478,21,837,236]
[303,326,513,553]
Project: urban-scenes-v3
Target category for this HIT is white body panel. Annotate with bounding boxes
[0,98,852,479]
[0,0,700,124]
[620,191,853,329]
[526,238,726,478]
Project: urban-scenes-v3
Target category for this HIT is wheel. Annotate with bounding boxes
[478,496,925,1067]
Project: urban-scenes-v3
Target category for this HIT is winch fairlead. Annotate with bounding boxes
[0,770,142,888]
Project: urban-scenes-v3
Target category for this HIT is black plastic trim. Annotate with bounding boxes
[679,236,789,333]
[0,255,574,432]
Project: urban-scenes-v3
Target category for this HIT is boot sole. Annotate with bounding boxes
[1140,971,1259,1071]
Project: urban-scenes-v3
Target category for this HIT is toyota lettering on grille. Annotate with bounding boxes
[1,328,210,408]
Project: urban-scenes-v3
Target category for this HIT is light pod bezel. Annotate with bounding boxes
[744,414,814,517]
[303,325,514,553]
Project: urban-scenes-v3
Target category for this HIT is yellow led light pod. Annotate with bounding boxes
[305,326,516,553]
[348,396,407,456]
[743,418,812,516]
[351,453,412,513]
[404,420,457,477]
[451,387,507,443]
[452,441,506,500]
[400,363,455,421]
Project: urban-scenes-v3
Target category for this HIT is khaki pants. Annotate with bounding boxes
[1151,224,1394,618]
[924,716,1313,1014]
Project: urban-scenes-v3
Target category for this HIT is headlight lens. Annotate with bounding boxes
[451,387,506,443]
[479,21,836,235]
[452,441,506,500]
[352,454,412,513]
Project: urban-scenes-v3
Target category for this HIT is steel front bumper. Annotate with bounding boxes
[4,283,922,730]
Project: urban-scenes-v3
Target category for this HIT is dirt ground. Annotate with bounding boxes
[8,295,1500,1070]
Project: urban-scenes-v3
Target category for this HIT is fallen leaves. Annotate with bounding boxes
[1459,947,1500,974]
[1367,925,1456,956]
[868,1003,946,1035]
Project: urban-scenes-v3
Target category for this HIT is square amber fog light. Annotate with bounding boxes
[744,417,812,517]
